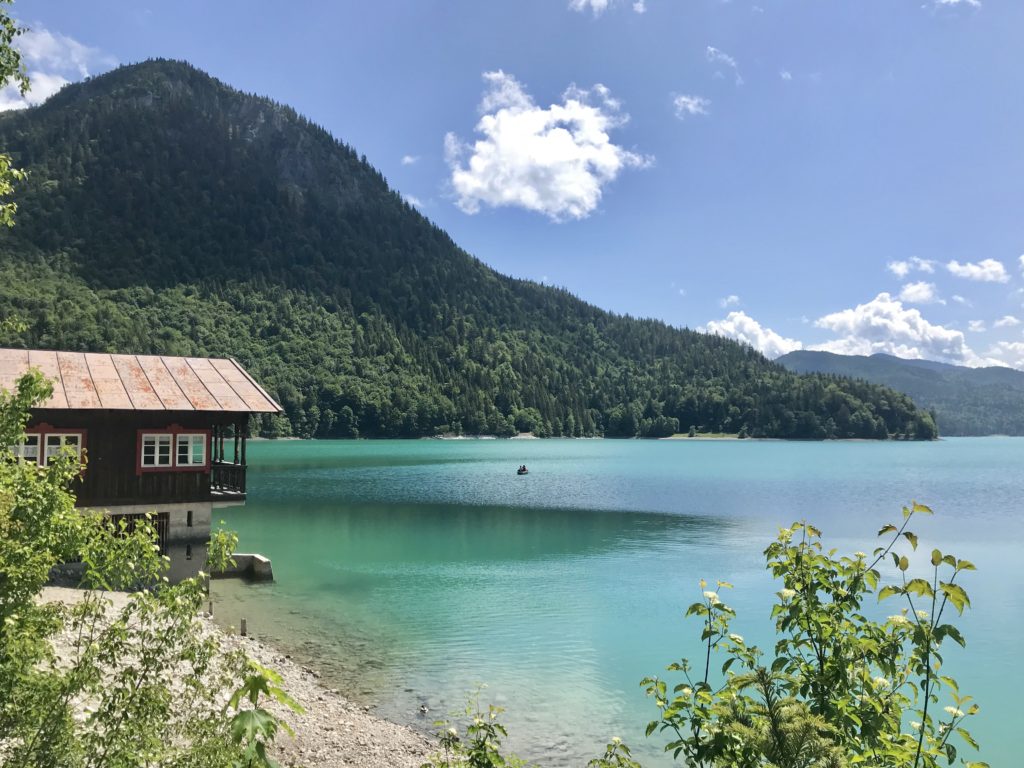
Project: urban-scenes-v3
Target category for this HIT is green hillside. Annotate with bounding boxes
[0,60,934,440]
[778,350,1024,436]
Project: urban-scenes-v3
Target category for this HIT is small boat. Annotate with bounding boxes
[517,467,529,475]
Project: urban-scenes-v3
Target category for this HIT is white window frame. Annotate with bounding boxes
[43,433,82,466]
[141,433,173,468]
[11,433,41,463]
[175,433,207,467]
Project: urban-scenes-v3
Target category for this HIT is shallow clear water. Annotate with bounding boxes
[213,438,1022,766]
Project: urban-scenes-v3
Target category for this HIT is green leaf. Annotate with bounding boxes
[936,624,965,647]
[878,585,901,601]
[957,727,979,750]
[912,501,933,514]
[956,559,977,572]
[905,578,934,598]
[230,708,279,745]
[903,531,918,550]
[940,582,971,614]
[878,524,897,536]
[685,602,706,617]
[931,548,942,566]
[898,555,909,572]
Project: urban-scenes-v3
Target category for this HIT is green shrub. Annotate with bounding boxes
[643,505,986,768]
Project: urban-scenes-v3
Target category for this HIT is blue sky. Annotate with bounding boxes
[6,0,1024,367]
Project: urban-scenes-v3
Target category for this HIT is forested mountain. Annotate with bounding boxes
[778,350,1024,436]
[0,60,935,440]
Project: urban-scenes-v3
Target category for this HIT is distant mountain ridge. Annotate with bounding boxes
[777,350,1024,436]
[0,60,934,440]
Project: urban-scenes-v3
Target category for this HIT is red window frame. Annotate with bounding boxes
[136,425,211,475]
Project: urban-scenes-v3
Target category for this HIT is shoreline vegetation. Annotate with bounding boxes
[254,431,947,442]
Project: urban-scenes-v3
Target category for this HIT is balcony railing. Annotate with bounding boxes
[211,461,247,497]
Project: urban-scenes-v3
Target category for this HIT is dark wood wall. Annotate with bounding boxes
[30,409,244,507]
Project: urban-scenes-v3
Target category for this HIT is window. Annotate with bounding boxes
[141,434,172,467]
[138,430,209,472]
[10,429,84,468]
[43,434,82,466]
[176,434,206,467]
[11,433,40,463]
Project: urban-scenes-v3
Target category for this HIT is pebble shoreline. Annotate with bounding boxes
[42,587,434,768]
[219,629,433,768]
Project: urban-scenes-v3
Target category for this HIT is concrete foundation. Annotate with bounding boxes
[83,501,213,543]
[212,553,274,582]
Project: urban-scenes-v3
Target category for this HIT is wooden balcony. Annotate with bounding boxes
[211,461,247,500]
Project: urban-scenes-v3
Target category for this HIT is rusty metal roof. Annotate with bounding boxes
[0,349,282,413]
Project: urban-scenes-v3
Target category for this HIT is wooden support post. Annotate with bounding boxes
[240,617,247,637]
[240,422,247,466]
[234,426,240,465]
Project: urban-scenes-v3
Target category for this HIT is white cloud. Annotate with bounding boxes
[706,46,736,69]
[445,71,650,221]
[968,320,986,333]
[810,292,979,364]
[946,258,1009,283]
[1018,253,1024,273]
[706,46,743,86]
[935,0,981,7]
[702,311,803,359]
[678,287,686,297]
[899,281,943,305]
[719,294,740,308]
[672,94,709,120]
[887,261,911,278]
[780,70,792,81]
[987,342,1024,370]
[0,26,116,111]
[887,257,935,278]
[403,193,424,208]
[569,0,612,15]
[952,294,971,306]
[994,315,1020,328]
[570,0,647,15]
[401,155,418,166]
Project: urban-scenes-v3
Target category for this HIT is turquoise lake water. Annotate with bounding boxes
[212,438,1021,766]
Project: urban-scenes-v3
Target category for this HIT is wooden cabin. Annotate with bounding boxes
[0,348,282,554]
